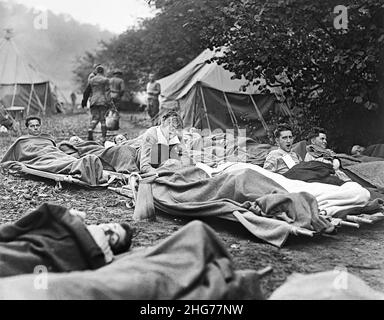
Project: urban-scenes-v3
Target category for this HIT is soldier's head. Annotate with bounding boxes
[149,73,156,82]
[161,111,183,140]
[96,65,105,75]
[351,145,365,156]
[99,222,133,255]
[25,116,42,136]
[273,123,294,153]
[308,127,327,149]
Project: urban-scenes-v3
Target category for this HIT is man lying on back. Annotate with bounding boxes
[25,116,43,137]
[1,116,106,186]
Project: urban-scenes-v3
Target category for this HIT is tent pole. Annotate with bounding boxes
[32,87,45,116]
[11,83,17,107]
[249,94,269,132]
[223,91,240,131]
[199,85,211,132]
[27,83,34,114]
[43,82,49,113]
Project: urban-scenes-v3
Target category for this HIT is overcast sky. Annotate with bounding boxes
[11,0,156,33]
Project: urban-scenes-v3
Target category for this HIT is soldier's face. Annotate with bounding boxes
[276,130,293,152]
[27,119,41,136]
[312,133,327,149]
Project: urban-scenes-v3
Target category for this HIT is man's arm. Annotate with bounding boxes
[105,78,111,103]
[263,152,278,172]
[120,80,125,98]
[154,82,161,96]
[81,84,92,108]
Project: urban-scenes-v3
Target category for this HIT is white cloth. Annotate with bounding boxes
[202,162,370,216]
[86,225,113,264]
[156,126,180,145]
[281,154,297,169]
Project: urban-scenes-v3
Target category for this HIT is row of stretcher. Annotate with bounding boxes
[7,161,384,240]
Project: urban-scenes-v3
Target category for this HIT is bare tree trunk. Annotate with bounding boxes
[374,8,384,141]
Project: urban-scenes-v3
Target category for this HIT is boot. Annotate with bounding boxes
[87,130,93,141]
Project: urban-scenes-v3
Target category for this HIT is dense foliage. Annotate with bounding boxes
[74,0,384,151]
[201,0,384,150]
[73,0,231,95]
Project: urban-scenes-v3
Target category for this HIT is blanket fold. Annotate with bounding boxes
[0,203,106,277]
[0,221,264,300]
[58,140,139,173]
[152,163,333,247]
[1,135,106,186]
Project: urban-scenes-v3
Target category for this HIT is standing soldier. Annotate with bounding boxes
[110,69,125,110]
[146,73,161,125]
[70,92,77,109]
[87,65,111,143]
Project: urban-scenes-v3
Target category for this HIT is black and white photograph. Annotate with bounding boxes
[0,0,384,304]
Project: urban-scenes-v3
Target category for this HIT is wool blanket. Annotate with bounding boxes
[363,143,384,158]
[196,162,371,217]
[1,134,106,186]
[151,162,333,247]
[0,203,106,278]
[343,161,384,190]
[0,221,265,300]
[58,140,139,173]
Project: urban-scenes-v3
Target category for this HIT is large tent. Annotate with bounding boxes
[158,48,291,137]
[0,31,59,116]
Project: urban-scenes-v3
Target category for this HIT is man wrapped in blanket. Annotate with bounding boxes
[0,203,133,278]
[1,117,107,186]
[304,127,351,182]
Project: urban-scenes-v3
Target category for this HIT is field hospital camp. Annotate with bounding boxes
[0,0,384,302]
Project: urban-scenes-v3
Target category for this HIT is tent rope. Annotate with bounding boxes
[199,85,212,132]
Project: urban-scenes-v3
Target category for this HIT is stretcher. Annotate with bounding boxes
[108,172,384,239]
[6,162,109,189]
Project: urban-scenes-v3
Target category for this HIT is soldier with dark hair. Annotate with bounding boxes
[25,116,42,136]
[263,123,302,174]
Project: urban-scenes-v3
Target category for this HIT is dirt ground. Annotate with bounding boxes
[1,111,383,298]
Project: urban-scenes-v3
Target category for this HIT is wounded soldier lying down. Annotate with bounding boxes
[57,135,139,173]
[0,117,106,186]
[0,203,133,277]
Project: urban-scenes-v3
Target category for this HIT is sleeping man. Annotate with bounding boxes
[0,203,133,278]
[58,135,139,173]
[1,116,106,186]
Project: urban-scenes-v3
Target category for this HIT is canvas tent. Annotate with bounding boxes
[158,48,291,137]
[0,31,59,116]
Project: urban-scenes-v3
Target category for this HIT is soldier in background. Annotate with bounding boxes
[87,65,111,143]
[110,69,125,110]
[146,73,161,125]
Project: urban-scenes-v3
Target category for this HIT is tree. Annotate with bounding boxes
[74,0,231,97]
[202,0,384,151]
